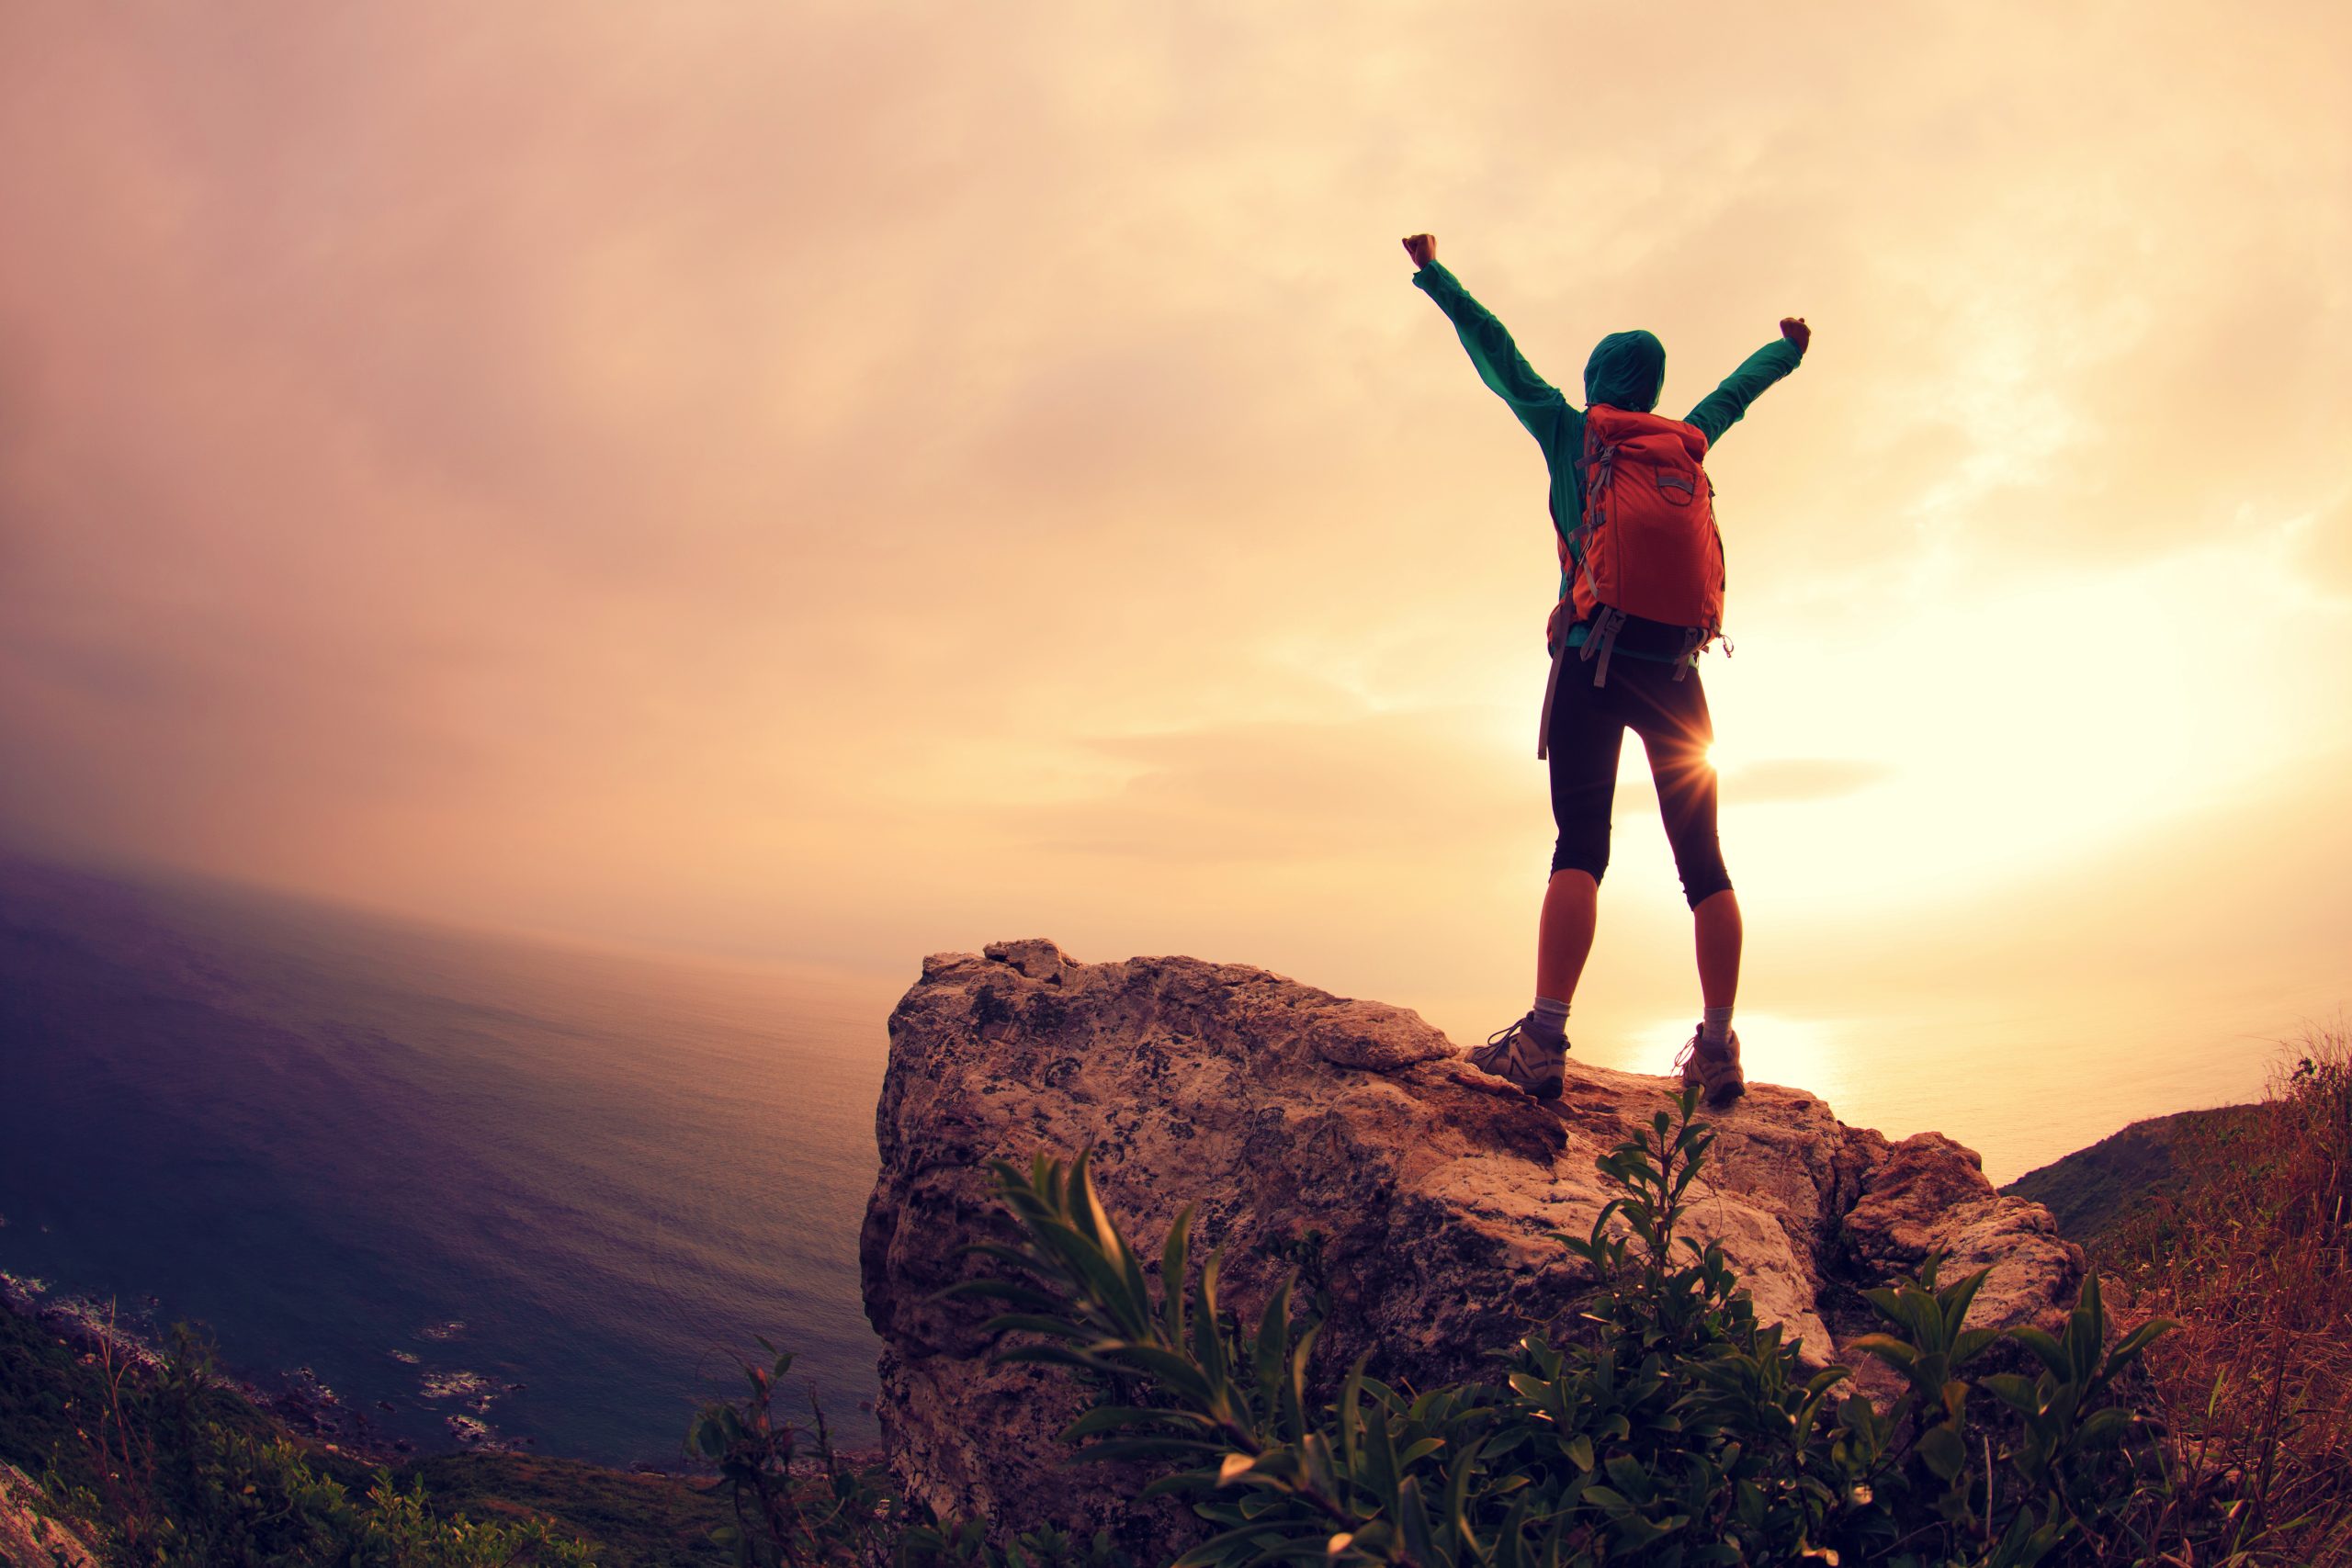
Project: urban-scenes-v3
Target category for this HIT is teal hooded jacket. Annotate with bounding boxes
[1412,259,1803,653]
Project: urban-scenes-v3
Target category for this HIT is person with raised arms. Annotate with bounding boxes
[1403,231,1809,1108]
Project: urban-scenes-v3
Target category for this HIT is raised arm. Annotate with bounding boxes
[1683,317,1810,446]
[1403,234,1569,441]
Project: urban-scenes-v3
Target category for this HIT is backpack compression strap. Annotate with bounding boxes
[1578,606,1628,691]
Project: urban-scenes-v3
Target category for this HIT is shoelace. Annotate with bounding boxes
[1470,1018,1524,1068]
[1674,1027,1723,1076]
[1484,1017,1527,1052]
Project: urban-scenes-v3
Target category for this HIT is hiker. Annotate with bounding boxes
[1401,231,1808,1108]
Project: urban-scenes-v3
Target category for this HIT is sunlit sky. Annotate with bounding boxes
[3,4,2347,1167]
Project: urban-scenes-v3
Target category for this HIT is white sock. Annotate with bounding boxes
[1531,996,1569,1039]
[1701,1005,1734,1046]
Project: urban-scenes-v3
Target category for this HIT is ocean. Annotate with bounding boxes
[0,852,2315,1464]
[0,856,899,1462]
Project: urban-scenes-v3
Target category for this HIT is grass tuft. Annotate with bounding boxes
[2106,1021,2352,1564]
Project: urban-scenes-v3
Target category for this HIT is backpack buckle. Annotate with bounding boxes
[1671,625,1704,682]
[1578,607,1628,689]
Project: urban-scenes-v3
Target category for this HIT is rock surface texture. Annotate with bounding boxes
[860,941,2086,1546]
[0,1461,101,1568]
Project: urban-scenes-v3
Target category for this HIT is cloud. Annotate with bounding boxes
[1603,757,1888,820]
[989,711,1526,867]
[2296,495,2352,596]
[1724,759,1893,807]
[0,0,2346,1032]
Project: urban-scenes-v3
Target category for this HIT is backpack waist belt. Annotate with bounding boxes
[1534,614,1709,760]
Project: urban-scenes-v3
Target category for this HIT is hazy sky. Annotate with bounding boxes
[3,2,2347,1127]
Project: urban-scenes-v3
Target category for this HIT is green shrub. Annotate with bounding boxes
[943,1088,2199,1566]
[684,1337,1128,1568]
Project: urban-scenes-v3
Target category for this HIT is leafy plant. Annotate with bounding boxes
[942,1088,2239,1566]
[687,1337,908,1567]
[685,1335,1132,1568]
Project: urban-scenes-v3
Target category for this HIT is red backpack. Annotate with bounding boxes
[1535,406,1727,752]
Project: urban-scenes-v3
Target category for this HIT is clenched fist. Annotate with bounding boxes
[1402,233,1437,269]
[1781,316,1811,353]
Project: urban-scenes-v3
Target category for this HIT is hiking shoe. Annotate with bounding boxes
[1676,1028,1745,1107]
[1467,1013,1567,1100]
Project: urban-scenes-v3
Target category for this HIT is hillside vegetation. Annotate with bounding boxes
[0,1304,730,1566]
[697,1081,2352,1567]
[2093,1027,2352,1564]
[2003,1107,2259,1248]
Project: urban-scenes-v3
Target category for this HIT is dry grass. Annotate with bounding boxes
[2107,1022,2352,1565]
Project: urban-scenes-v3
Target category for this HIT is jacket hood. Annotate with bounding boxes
[1583,330,1665,412]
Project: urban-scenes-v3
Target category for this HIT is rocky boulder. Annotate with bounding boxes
[859,941,2085,1545]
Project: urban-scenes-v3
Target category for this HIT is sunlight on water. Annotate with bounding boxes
[1554,989,2293,1187]
[1626,1012,1853,1111]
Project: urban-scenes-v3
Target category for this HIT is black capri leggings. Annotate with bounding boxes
[1546,656,1733,909]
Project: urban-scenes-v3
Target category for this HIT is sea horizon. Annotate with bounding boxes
[0,847,2315,1464]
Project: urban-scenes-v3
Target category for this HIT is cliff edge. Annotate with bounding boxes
[860,940,2086,1542]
